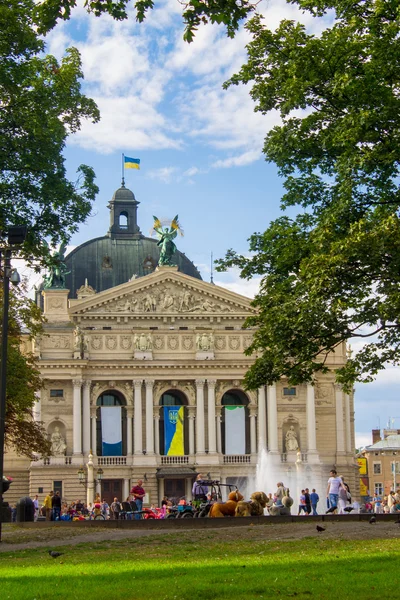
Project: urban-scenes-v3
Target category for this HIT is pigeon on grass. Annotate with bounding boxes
[316,525,326,533]
[343,507,354,513]
[48,550,63,558]
[369,516,376,524]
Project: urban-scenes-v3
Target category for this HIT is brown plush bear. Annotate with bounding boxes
[209,490,244,518]
[235,491,268,517]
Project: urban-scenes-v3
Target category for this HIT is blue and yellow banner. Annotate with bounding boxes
[124,156,140,169]
[164,406,184,455]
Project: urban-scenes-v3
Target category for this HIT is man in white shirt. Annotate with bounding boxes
[326,469,344,514]
[32,494,39,521]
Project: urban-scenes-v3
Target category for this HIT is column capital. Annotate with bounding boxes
[90,406,97,418]
[334,383,343,392]
[207,379,217,387]
[83,379,92,389]
[195,379,205,387]
[133,379,143,389]
[72,379,83,388]
[145,379,155,388]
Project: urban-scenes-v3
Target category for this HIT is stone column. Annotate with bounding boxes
[72,379,82,455]
[154,407,160,455]
[335,384,345,453]
[216,408,222,454]
[345,393,352,454]
[123,478,130,501]
[133,380,143,454]
[126,406,133,456]
[90,407,97,456]
[195,379,205,454]
[82,380,91,454]
[207,379,217,453]
[33,390,41,422]
[258,386,267,453]
[267,384,278,453]
[188,410,195,455]
[87,452,94,505]
[145,379,155,454]
[250,410,257,455]
[306,383,319,462]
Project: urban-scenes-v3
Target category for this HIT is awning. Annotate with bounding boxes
[156,467,198,479]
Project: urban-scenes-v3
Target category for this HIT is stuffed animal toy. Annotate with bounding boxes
[209,490,244,518]
[235,491,268,517]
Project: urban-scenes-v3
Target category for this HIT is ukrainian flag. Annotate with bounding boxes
[124,156,140,170]
[164,406,184,455]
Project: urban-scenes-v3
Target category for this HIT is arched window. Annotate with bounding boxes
[96,391,127,456]
[159,391,189,456]
[119,211,128,230]
[221,390,250,455]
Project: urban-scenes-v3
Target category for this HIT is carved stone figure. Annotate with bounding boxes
[143,293,157,312]
[179,290,192,311]
[50,426,67,456]
[74,326,83,352]
[134,333,152,351]
[285,426,299,452]
[162,291,175,311]
[196,333,214,351]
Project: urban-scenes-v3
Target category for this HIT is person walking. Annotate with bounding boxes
[44,490,53,521]
[298,490,308,515]
[110,497,121,520]
[338,477,348,514]
[52,491,62,521]
[304,488,312,515]
[310,489,319,515]
[131,479,146,520]
[326,469,344,514]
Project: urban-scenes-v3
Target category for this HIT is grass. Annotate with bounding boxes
[0,531,399,599]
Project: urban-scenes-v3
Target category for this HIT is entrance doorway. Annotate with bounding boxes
[164,479,186,503]
[101,479,123,506]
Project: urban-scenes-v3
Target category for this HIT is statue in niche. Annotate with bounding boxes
[43,242,70,289]
[74,326,83,351]
[285,426,299,452]
[51,426,67,456]
[152,215,183,266]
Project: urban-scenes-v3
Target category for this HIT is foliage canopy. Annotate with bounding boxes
[217,0,400,391]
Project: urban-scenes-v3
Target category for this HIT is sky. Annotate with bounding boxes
[17,0,399,448]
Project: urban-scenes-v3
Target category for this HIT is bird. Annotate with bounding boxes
[316,525,326,533]
[343,506,354,513]
[48,550,63,558]
[369,516,376,524]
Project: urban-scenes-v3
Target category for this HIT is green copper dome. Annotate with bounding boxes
[63,184,201,297]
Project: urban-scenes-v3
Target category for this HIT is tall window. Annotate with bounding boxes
[159,391,188,455]
[374,483,383,496]
[221,390,250,455]
[96,392,127,456]
[373,463,381,475]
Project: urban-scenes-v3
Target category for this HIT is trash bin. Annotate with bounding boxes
[16,497,35,522]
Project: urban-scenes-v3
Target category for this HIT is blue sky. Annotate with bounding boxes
[22,0,399,447]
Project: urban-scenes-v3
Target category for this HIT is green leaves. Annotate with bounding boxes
[219,1,400,390]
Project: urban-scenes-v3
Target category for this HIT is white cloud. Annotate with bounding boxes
[213,149,262,169]
[355,432,372,450]
[147,166,178,183]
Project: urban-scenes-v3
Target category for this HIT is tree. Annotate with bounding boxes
[34,0,256,42]
[0,0,100,263]
[3,282,51,458]
[217,1,400,391]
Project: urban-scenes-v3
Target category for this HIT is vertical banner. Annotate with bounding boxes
[101,406,122,456]
[164,406,184,455]
[225,406,245,454]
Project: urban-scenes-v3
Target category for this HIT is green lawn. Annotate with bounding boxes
[0,533,398,599]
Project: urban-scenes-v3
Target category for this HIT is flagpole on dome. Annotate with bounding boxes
[121,153,125,187]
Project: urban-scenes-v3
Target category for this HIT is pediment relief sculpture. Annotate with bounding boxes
[82,285,239,315]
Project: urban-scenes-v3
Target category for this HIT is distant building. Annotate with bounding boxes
[361,429,400,498]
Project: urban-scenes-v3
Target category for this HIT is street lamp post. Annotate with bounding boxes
[0,226,27,542]
[78,454,103,504]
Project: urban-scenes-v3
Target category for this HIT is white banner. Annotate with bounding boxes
[225,406,246,455]
[101,406,122,456]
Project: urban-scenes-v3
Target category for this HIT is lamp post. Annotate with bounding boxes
[78,453,103,504]
[0,226,27,543]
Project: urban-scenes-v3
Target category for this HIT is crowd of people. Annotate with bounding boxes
[12,470,400,521]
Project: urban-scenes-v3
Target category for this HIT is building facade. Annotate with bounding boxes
[361,429,400,499]
[5,185,358,507]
